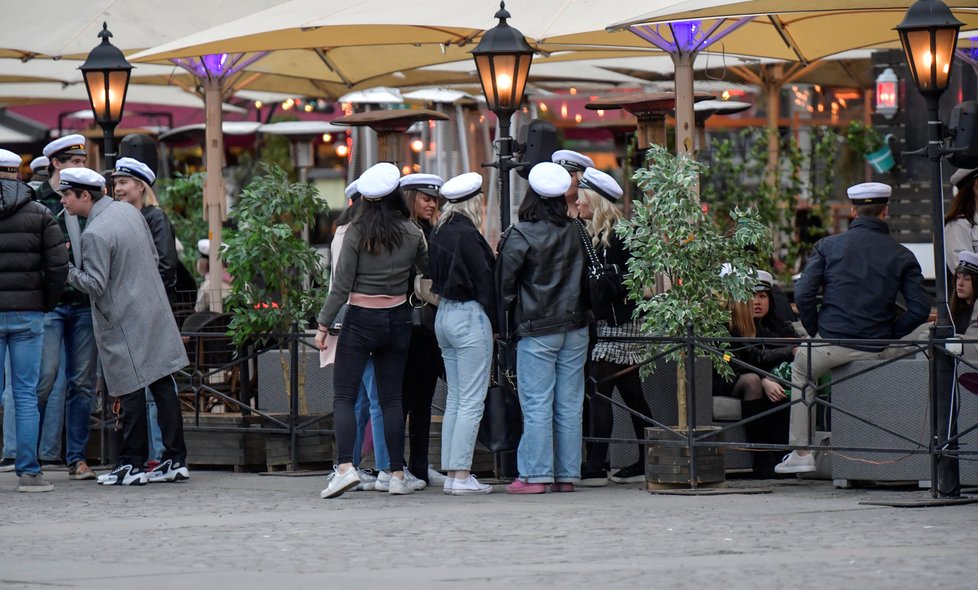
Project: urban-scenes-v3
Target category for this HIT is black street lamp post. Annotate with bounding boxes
[80,22,133,170]
[896,0,964,499]
[472,1,534,230]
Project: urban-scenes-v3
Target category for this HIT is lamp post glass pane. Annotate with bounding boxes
[901,27,959,92]
[474,54,499,111]
[83,69,129,126]
[513,56,531,111]
[107,70,130,123]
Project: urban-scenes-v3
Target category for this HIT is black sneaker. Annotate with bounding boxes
[0,457,15,472]
[96,464,148,486]
[609,462,645,484]
[578,469,609,487]
[146,459,190,483]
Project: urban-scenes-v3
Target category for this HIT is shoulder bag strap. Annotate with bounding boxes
[573,218,601,272]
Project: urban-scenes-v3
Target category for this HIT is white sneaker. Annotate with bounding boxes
[355,468,377,491]
[774,451,816,474]
[320,466,361,499]
[402,468,427,491]
[427,466,449,485]
[450,474,492,496]
[443,478,455,495]
[97,464,148,486]
[388,473,414,495]
[374,470,391,492]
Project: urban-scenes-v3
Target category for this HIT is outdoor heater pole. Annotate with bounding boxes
[925,94,960,498]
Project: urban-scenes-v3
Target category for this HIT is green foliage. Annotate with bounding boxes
[620,145,768,379]
[845,120,884,155]
[223,163,328,349]
[156,172,207,278]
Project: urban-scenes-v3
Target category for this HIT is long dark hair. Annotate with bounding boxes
[353,188,411,254]
[951,270,977,331]
[336,198,360,226]
[517,190,570,225]
[945,180,977,225]
[755,290,796,337]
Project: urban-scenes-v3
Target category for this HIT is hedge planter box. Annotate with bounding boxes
[645,426,726,488]
[183,414,267,472]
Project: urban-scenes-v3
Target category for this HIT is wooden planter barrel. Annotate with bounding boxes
[645,426,726,488]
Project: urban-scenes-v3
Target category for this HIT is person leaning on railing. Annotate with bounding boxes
[775,182,929,475]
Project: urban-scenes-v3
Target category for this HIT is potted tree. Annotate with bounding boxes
[223,163,328,415]
[618,144,769,487]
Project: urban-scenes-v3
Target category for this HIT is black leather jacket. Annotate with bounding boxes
[496,219,591,339]
[141,205,179,295]
[796,216,929,349]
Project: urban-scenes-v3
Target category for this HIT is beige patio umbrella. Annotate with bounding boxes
[603,2,978,164]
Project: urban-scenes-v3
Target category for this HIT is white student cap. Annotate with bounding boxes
[43,134,87,159]
[551,149,593,173]
[440,172,483,203]
[578,167,622,202]
[357,162,401,200]
[846,182,891,205]
[528,162,571,199]
[399,173,444,198]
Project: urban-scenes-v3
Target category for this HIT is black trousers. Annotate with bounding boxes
[584,360,652,472]
[741,397,790,476]
[401,326,443,482]
[119,374,187,468]
[334,304,412,471]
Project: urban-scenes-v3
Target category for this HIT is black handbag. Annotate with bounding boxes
[409,293,437,333]
[328,303,349,336]
[477,381,523,453]
[574,219,624,326]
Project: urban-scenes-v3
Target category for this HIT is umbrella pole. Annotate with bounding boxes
[673,52,696,159]
[204,76,225,313]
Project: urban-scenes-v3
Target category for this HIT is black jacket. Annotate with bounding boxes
[796,216,929,349]
[141,205,179,295]
[36,180,89,307]
[428,213,498,332]
[0,179,68,311]
[497,218,591,338]
[593,227,637,326]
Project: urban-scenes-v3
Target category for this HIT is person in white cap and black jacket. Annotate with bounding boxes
[552,149,594,219]
[60,167,190,486]
[315,163,428,499]
[573,167,653,486]
[428,172,495,495]
[0,147,68,492]
[28,156,49,191]
[944,166,978,274]
[112,157,179,298]
[33,134,98,478]
[775,182,929,475]
[951,250,978,334]
[497,162,591,494]
[397,172,445,487]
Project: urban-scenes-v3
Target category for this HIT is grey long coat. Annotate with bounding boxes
[67,198,188,396]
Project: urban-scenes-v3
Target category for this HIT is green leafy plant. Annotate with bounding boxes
[619,144,769,425]
[224,163,328,412]
[156,172,207,279]
[845,120,884,155]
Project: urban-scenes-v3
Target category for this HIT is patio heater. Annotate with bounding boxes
[80,22,133,170]
[472,1,534,230]
[896,0,964,500]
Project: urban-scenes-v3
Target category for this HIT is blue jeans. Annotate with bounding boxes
[515,327,589,483]
[352,358,389,470]
[2,355,15,459]
[36,305,97,465]
[146,395,164,463]
[37,349,66,461]
[435,299,492,471]
[0,311,45,476]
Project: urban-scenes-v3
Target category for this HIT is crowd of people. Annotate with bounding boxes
[4,131,975,496]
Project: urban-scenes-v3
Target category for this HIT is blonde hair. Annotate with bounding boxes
[437,196,483,231]
[729,299,756,338]
[119,175,159,207]
[581,187,622,248]
[404,188,439,225]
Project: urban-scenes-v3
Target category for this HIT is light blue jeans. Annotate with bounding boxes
[146,395,164,463]
[37,350,66,461]
[37,305,97,465]
[435,299,492,471]
[2,355,15,459]
[352,358,389,470]
[515,327,589,483]
[0,311,45,476]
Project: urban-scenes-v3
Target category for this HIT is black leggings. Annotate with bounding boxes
[119,374,187,468]
[401,327,442,482]
[333,304,412,471]
[584,360,652,472]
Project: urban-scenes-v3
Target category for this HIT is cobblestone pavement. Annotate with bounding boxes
[2,470,976,590]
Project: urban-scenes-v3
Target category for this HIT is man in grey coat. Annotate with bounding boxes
[59,168,190,486]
